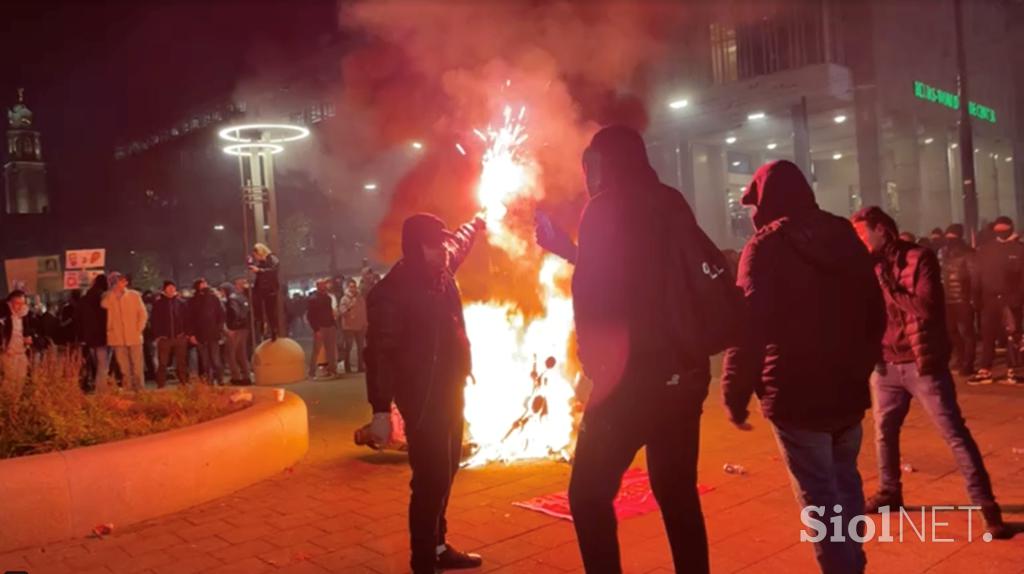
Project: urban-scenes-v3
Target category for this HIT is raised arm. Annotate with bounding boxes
[445,218,486,273]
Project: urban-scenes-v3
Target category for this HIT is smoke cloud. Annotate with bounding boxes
[335,0,687,308]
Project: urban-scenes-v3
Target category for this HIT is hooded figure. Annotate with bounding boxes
[972,215,1024,381]
[722,160,885,574]
[568,125,712,574]
[364,212,485,574]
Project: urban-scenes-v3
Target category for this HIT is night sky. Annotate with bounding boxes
[2,0,339,219]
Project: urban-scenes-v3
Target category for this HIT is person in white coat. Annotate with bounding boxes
[101,272,149,391]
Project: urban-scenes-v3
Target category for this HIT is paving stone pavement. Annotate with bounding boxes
[2,371,1022,573]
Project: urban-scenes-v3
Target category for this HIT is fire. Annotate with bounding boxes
[462,103,578,466]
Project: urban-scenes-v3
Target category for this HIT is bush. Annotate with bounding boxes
[0,351,252,459]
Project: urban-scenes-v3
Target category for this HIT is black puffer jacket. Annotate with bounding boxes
[365,215,480,419]
[76,283,108,348]
[253,254,280,296]
[876,239,952,374]
[939,238,974,306]
[975,237,1024,306]
[187,289,225,344]
[722,160,886,431]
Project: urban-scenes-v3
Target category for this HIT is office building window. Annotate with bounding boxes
[711,23,738,84]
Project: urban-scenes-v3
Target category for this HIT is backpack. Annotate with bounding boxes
[659,200,745,360]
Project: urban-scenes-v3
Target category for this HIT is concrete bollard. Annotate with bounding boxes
[252,338,306,385]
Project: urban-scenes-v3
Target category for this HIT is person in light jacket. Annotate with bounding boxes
[101,272,148,391]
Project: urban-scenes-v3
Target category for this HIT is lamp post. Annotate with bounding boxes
[953,0,978,240]
[218,123,310,384]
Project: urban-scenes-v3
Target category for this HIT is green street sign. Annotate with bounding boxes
[913,80,996,123]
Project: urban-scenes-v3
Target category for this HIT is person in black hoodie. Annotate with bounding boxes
[938,224,977,376]
[365,212,485,574]
[306,278,338,379]
[151,281,190,388]
[221,282,252,385]
[568,126,713,574]
[851,206,1011,540]
[970,215,1024,385]
[76,274,109,392]
[187,278,225,385]
[722,161,885,574]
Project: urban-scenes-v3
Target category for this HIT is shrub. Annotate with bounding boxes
[0,351,252,459]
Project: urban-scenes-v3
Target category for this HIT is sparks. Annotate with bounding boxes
[462,100,577,467]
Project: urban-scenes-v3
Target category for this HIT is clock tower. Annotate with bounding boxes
[4,88,49,214]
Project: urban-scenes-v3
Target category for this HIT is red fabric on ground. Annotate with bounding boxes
[513,467,714,521]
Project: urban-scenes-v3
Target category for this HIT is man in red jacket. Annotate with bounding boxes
[851,206,1011,540]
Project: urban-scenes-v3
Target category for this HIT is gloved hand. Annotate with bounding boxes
[471,214,487,233]
[370,412,393,446]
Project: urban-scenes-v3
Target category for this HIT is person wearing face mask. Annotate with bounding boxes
[970,215,1024,385]
[1,290,35,385]
[364,212,486,574]
[187,278,226,385]
[722,162,885,574]
[569,126,737,574]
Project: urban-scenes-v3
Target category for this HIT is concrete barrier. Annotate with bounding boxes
[253,337,306,385]
[0,387,308,553]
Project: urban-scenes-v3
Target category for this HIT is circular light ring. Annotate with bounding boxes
[218,123,310,144]
[222,143,285,156]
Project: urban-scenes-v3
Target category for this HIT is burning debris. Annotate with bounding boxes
[460,100,578,467]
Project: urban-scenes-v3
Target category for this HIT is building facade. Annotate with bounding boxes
[646,0,1022,249]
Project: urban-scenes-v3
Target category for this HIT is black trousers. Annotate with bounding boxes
[253,291,279,339]
[946,303,976,374]
[979,298,1023,370]
[569,378,710,574]
[399,397,463,574]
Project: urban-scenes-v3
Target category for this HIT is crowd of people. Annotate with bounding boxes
[0,242,379,391]
[363,125,1015,574]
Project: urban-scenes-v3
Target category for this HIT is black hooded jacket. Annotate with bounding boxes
[722,161,885,431]
[365,215,480,418]
[76,280,108,348]
[571,126,709,407]
[938,238,975,306]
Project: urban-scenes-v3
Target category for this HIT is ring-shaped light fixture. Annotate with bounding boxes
[218,123,310,144]
[222,143,285,156]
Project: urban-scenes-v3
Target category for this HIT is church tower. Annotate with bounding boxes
[4,88,49,214]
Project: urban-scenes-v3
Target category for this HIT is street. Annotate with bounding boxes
[2,369,1021,574]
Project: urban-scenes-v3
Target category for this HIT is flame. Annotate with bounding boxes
[462,102,578,466]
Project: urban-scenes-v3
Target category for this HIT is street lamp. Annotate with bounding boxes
[218,123,310,384]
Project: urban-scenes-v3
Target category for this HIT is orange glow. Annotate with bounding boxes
[463,103,577,466]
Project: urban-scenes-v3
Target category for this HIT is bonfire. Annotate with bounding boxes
[461,103,579,467]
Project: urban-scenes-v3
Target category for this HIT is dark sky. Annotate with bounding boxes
[2,0,339,216]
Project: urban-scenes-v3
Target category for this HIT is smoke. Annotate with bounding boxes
[335,0,686,305]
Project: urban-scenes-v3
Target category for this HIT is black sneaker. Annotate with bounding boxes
[864,491,904,514]
[436,545,483,570]
[967,369,994,386]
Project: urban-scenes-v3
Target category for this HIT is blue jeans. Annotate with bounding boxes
[772,421,866,574]
[870,363,996,506]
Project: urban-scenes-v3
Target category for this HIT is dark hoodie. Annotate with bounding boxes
[76,275,109,348]
[721,161,885,431]
[572,125,708,406]
[365,213,480,417]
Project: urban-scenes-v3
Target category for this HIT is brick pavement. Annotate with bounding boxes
[1,373,1022,573]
